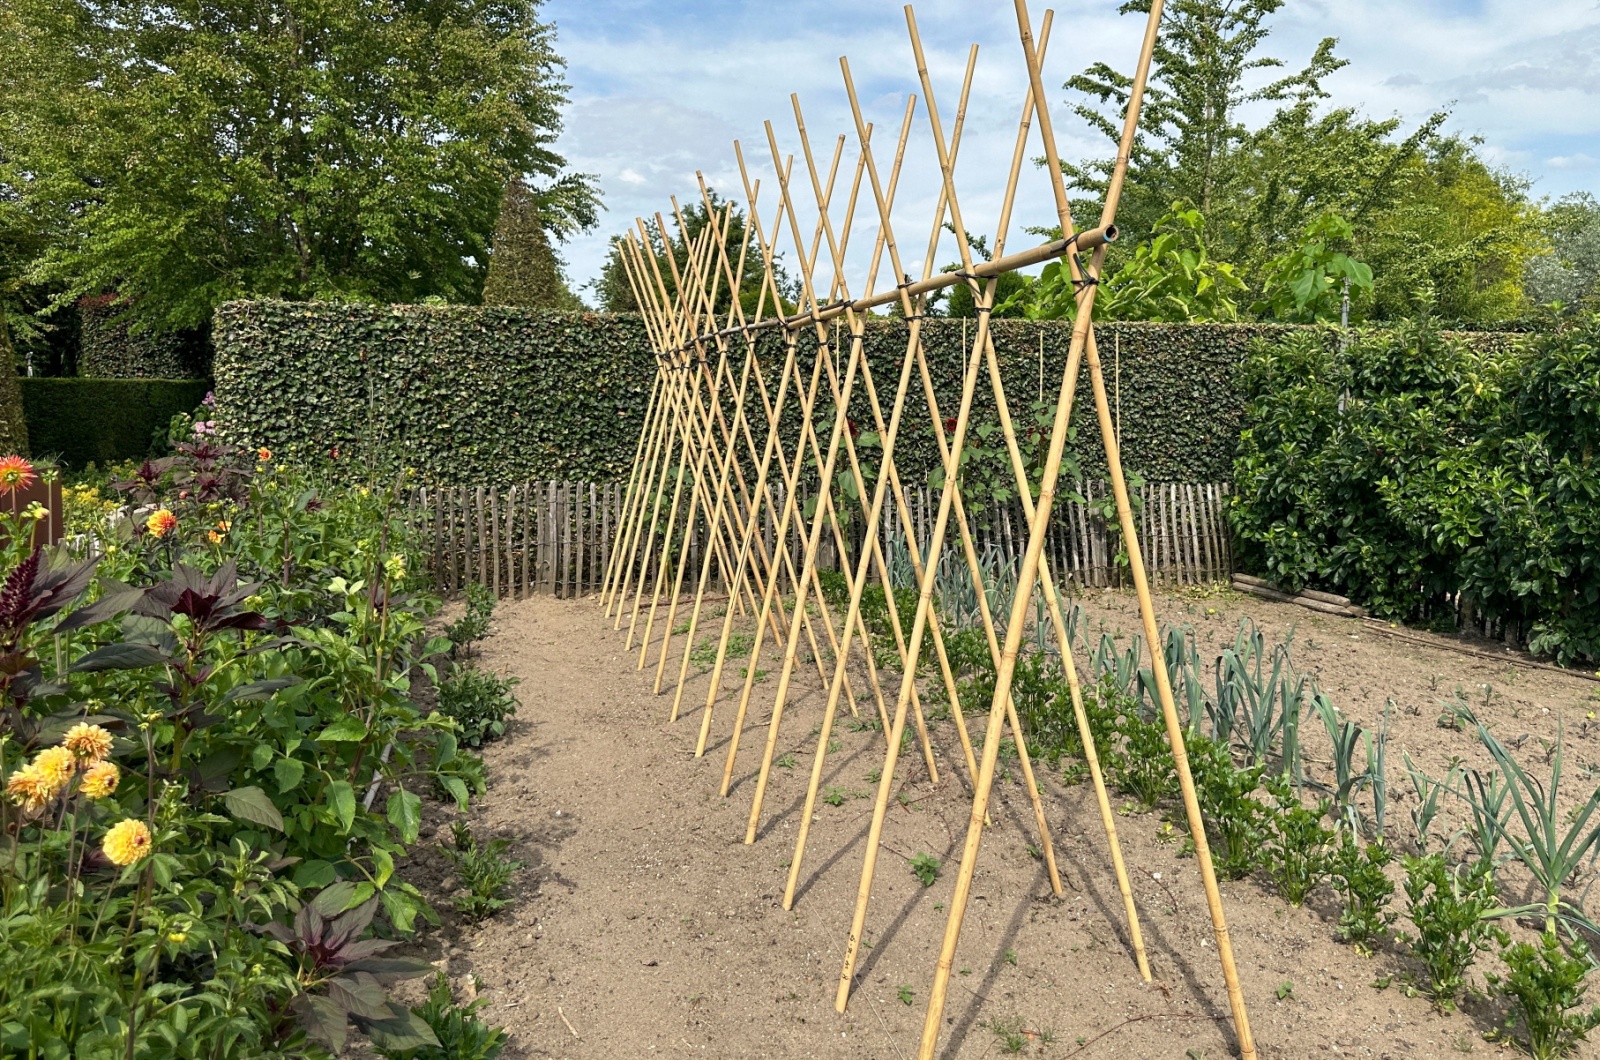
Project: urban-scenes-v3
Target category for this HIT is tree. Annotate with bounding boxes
[481,179,583,310]
[0,0,599,333]
[1525,193,1600,311]
[1064,0,1345,243]
[1062,0,1536,323]
[591,192,796,317]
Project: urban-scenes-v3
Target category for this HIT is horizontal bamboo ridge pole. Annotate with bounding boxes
[652,224,1118,357]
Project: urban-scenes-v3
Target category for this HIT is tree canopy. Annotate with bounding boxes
[0,0,599,334]
[591,192,797,319]
[1055,0,1543,324]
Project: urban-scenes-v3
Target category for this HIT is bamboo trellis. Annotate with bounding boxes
[594,3,1259,1057]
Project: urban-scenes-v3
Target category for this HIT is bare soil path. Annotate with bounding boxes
[423,590,1600,1060]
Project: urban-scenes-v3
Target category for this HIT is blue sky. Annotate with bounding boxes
[542,0,1600,305]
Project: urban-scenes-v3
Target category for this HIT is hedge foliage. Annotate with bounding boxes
[79,296,211,378]
[22,377,211,467]
[213,301,1314,485]
[1231,316,1600,664]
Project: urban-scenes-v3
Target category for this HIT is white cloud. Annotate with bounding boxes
[545,0,1600,302]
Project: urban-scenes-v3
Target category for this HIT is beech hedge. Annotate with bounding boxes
[211,301,1520,490]
[213,301,1298,485]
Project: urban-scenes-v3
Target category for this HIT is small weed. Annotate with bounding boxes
[823,786,846,807]
[866,768,881,783]
[1025,843,1042,861]
[446,583,495,657]
[443,822,522,922]
[775,753,797,769]
[1371,977,1391,990]
[988,1016,1026,1054]
[1275,980,1294,1000]
[828,739,842,754]
[1004,948,1018,967]
[910,852,941,887]
[847,716,883,733]
[897,984,914,1006]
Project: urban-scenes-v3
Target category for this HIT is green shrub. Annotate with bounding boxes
[437,666,520,747]
[1489,932,1600,1060]
[381,974,508,1060]
[1232,315,1600,663]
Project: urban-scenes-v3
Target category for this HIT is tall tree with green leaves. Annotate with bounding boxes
[482,179,584,310]
[1065,0,1345,240]
[1063,0,1534,322]
[591,193,796,317]
[0,0,599,333]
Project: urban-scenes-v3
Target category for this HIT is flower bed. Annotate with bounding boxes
[0,445,490,1056]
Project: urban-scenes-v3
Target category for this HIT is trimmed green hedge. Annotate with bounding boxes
[214,302,656,484]
[210,301,1525,488]
[23,378,212,468]
[213,301,1287,485]
[79,297,211,379]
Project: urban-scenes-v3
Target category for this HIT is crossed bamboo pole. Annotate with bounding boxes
[778,60,1085,914]
[596,4,1258,1056]
[621,210,876,729]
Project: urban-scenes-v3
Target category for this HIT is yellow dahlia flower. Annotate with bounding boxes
[80,761,120,800]
[64,723,114,764]
[5,764,52,811]
[32,746,75,789]
[103,819,153,866]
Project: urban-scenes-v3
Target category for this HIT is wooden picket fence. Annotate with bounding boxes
[404,479,1234,598]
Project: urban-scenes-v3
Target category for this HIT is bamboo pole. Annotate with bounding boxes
[663,177,863,725]
[916,3,1256,1057]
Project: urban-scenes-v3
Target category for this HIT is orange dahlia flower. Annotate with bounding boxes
[0,456,36,496]
[146,509,178,538]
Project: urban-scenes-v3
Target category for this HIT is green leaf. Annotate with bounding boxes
[317,716,368,742]
[327,781,357,832]
[386,788,422,844]
[294,860,337,889]
[440,775,470,810]
[274,757,305,794]
[224,786,285,832]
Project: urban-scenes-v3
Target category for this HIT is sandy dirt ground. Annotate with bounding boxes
[403,587,1600,1060]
